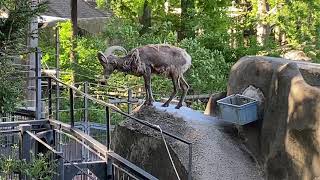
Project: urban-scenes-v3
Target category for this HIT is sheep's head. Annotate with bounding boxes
[97,46,127,80]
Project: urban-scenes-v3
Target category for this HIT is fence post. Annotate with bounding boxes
[48,77,52,118]
[56,152,64,180]
[105,106,113,179]
[55,26,60,121]
[127,88,132,114]
[107,157,113,180]
[19,124,31,179]
[83,82,89,166]
[84,82,89,134]
[70,88,74,127]
[35,48,42,120]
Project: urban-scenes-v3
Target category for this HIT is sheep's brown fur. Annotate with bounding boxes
[97,44,192,109]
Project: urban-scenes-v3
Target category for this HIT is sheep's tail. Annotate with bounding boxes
[131,49,141,62]
[177,75,189,90]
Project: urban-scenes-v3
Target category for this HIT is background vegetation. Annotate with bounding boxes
[0,0,319,176]
[0,0,45,113]
[2,0,320,112]
[0,146,56,179]
[39,0,320,112]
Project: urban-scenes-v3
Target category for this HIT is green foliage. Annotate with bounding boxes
[180,38,230,93]
[0,0,46,54]
[104,17,230,95]
[247,0,320,49]
[0,145,56,179]
[41,0,320,114]
[0,0,46,113]
[0,58,24,113]
[41,21,106,83]
[96,0,107,9]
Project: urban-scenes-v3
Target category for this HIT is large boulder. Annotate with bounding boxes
[112,103,262,180]
[111,106,189,180]
[227,56,320,179]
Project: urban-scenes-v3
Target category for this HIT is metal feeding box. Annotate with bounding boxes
[217,94,258,125]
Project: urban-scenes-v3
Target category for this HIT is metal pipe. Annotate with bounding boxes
[70,88,75,127]
[127,88,132,114]
[55,26,60,122]
[48,77,53,118]
[35,48,42,120]
[106,106,111,150]
[84,81,89,134]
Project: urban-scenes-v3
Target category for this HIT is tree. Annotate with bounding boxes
[256,0,269,46]
[70,0,78,84]
[139,0,151,35]
[0,0,45,113]
[179,0,194,40]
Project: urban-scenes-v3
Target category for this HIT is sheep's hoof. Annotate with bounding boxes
[175,105,182,109]
[162,103,169,107]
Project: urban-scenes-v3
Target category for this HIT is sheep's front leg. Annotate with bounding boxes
[143,68,153,106]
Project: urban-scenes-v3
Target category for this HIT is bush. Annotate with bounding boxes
[0,146,56,179]
[104,17,230,95]
[0,58,24,113]
[180,38,230,93]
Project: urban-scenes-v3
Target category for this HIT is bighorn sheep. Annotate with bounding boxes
[97,44,192,109]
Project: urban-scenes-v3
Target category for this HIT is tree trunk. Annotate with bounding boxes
[179,0,194,40]
[256,0,269,46]
[139,0,151,35]
[71,0,78,84]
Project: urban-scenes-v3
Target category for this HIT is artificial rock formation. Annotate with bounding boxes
[112,103,262,180]
[111,106,189,180]
[227,56,320,180]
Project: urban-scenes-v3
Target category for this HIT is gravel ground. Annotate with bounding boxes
[150,102,264,180]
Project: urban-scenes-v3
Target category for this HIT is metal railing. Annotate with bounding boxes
[37,30,194,176]
[45,70,193,180]
[4,43,193,179]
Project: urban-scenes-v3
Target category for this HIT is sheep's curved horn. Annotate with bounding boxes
[104,46,127,57]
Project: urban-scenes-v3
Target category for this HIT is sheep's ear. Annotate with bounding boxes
[97,51,107,64]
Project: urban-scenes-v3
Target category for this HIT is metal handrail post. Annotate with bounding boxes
[127,88,132,114]
[83,81,89,170]
[35,48,42,120]
[56,152,64,180]
[70,88,75,127]
[105,106,113,179]
[48,77,52,118]
[55,26,60,121]
[105,106,111,149]
[19,124,31,180]
[84,81,89,134]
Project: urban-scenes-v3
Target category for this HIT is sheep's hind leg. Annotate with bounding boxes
[175,75,189,109]
[162,76,178,107]
[143,72,153,106]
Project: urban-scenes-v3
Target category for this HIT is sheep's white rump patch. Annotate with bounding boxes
[181,50,192,73]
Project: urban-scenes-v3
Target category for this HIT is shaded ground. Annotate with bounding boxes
[121,102,263,180]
